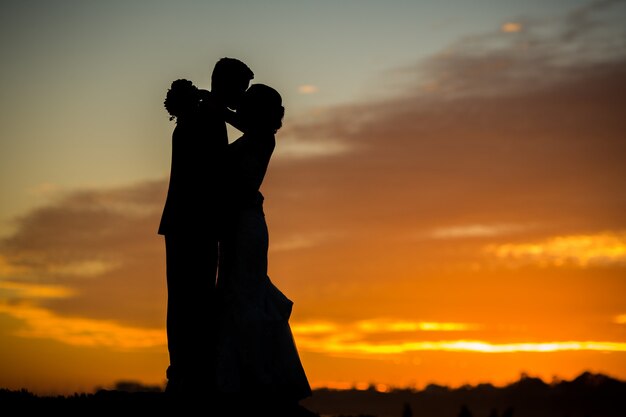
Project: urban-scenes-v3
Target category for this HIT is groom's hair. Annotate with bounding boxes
[211,57,254,87]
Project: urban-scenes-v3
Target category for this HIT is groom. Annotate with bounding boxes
[158,57,254,395]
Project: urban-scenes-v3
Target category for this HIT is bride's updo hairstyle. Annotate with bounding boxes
[164,79,200,121]
[239,84,284,133]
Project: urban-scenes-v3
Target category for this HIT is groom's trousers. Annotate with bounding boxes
[164,233,218,391]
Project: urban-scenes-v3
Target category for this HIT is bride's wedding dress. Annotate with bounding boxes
[215,133,311,402]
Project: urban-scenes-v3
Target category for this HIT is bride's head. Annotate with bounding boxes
[238,84,284,134]
[164,79,200,121]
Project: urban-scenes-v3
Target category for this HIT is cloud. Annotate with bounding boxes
[428,224,526,239]
[45,260,121,278]
[297,338,626,355]
[0,302,165,349]
[291,319,626,356]
[298,84,319,94]
[291,321,339,335]
[273,136,351,159]
[0,179,168,333]
[0,280,75,299]
[274,1,626,247]
[485,232,626,267]
[26,182,62,197]
[387,0,625,101]
[356,319,481,333]
[562,0,626,42]
[500,22,523,33]
[293,319,479,336]
[270,231,342,252]
[0,254,29,277]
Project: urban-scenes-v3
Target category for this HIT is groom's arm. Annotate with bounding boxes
[198,89,244,132]
[196,89,228,148]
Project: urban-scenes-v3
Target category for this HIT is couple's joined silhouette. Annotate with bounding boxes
[158,58,312,415]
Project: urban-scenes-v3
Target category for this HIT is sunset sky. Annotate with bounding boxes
[1,0,626,395]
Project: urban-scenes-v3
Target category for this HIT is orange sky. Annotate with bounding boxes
[1,0,626,395]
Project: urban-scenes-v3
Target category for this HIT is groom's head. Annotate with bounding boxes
[211,57,254,109]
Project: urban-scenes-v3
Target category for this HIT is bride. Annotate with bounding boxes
[216,84,313,415]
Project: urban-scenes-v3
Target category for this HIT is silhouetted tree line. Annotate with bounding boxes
[1,372,625,417]
[302,372,626,417]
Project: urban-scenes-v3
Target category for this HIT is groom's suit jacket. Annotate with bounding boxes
[158,92,227,236]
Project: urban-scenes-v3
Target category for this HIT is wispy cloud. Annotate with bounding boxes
[279,1,626,249]
[0,280,75,299]
[400,0,626,100]
[292,319,481,337]
[500,22,523,33]
[270,231,341,252]
[485,232,626,267]
[291,321,339,335]
[274,136,351,159]
[562,0,626,42]
[0,254,29,277]
[0,302,165,349]
[0,180,168,332]
[297,338,626,355]
[291,318,626,356]
[26,182,62,197]
[298,84,319,94]
[292,319,483,355]
[47,260,121,278]
[356,319,481,333]
[428,224,526,239]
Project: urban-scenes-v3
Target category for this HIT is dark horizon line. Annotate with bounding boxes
[313,370,625,393]
[3,370,624,398]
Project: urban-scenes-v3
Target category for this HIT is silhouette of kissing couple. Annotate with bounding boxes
[158,58,313,415]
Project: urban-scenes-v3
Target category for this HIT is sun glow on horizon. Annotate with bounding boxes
[296,337,626,355]
[2,309,624,356]
[289,320,626,356]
